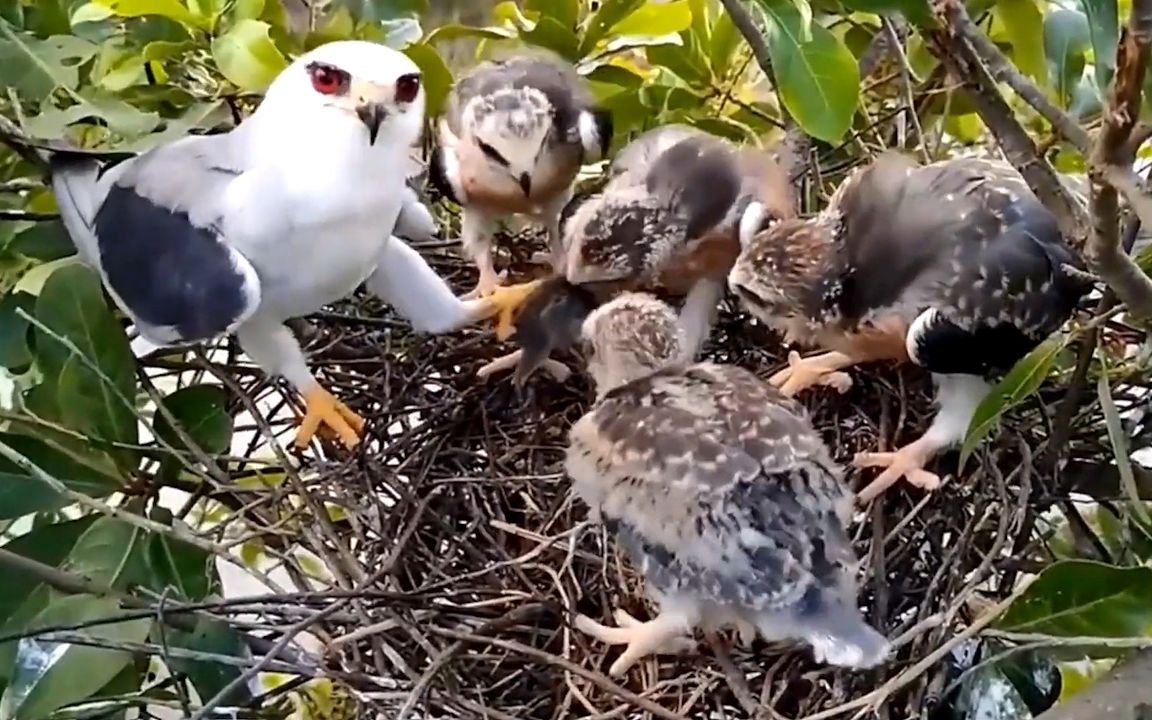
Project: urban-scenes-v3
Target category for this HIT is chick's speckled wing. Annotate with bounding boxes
[566,363,855,612]
[816,152,1088,374]
[565,133,742,284]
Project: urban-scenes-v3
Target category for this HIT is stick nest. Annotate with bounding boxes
[162,207,1103,720]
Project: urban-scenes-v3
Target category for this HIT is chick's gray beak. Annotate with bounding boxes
[356,102,387,145]
[518,172,532,197]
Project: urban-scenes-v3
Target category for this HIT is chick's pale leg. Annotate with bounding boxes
[575,609,696,677]
[459,208,502,298]
[236,319,364,449]
[854,373,991,502]
[529,186,573,271]
[476,348,571,382]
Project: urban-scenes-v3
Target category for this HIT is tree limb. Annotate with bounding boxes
[925,0,1091,246]
[1086,0,1152,320]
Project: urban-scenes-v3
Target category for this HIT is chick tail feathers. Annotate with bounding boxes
[799,602,890,670]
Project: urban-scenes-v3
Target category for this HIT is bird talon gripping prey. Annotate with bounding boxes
[729,151,1091,502]
[568,293,890,676]
[39,40,503,455]
[295,386,366,449]
[485,279,544,340]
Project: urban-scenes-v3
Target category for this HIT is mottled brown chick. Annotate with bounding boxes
[728,151,1092,501]
[429,49,612,314]
[478,123,795,384]
[567,292,890,677]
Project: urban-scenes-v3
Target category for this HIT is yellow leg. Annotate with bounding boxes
[769,350,855,397]
[482,279,543,341]
[294,386,366,450]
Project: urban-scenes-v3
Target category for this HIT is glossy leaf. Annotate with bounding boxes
[166,616,252,705]
[0,516,98,624]
[424,23,515,45]
[32,264,139,453]
[0,23,98,97]
[998,560,1152,648]
[647,41,710,85]
[526,0,578,30]
[0,595,152,720]
[92,0,207,28]
[7,220,75,262]
[609,0,692,37]
[211,18,288,92]
[1098,372,1151,526]
[959,335,1065,472]
[404,41,451,117]
[60,516,148,590]
[689,115,759,141]
[154,384,233,456]
[522,16,580,60]
[579,0,645,55]
[1080,0,1118,92]
[997,0,1047,84]
[0,433,121,519]
[1044,9,1091,107]
[708,8,741,78]
[755,0,860,142]
[145,530,213,600]
[0,290,35,370]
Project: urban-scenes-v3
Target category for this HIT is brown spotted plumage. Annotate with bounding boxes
[728,151,1091,501]
[429,49,612,311]
[478,124,795,384]
[567,293,889,677]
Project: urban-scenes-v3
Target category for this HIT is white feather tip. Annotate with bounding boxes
[577,111,605,162]
[738,201,768,249]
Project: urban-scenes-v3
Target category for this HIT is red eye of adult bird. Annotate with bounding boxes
[395,73,421,103]
[307,62,347,95]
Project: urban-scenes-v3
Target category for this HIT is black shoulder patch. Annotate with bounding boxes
[912,312,1040,376]
[94,184,252,342]
[426,146,460,205]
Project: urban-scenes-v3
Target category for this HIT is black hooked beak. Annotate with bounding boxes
[356,102,387,145]
[518,172,532,197]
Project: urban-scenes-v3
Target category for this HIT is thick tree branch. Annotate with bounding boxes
[925,0,1091,245]
[1086,0,1152,320]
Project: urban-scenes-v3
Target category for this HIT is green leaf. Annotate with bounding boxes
[959,335,1065,472]
[0,433,121,520]
[7,221,75,262]
[32,263,138,454]
[1044,9,1091,107]
[522,16,580,60]
[708,9,742,78]
[0,595,152,720]
[997,0,1047,85]
[647,40,711,85]
[838,0,933,27]
[525,0,578,30]
[145,530,213,600]
[0,23,98,96]
[60,516,148,590]
[1080,0,1118,92]
[579,0,645,55]
[1097,371,1151,526]
[0,291,35,370]
[755,0,860,142]
[23,91,162,139]
[154,384,233,456]
[689,115,759,142]
[404,41,451,117]
[211,18,288,92]
[998,560,1152,648]
[424,23,515,45]
[0,516,97,625]
[609,0,692,37]
[91,0,207,29]
[165,616,252,705]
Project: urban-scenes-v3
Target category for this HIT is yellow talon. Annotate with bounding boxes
[484,279,543,341]
[294,386,365,449]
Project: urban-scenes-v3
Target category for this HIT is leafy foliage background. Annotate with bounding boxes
[1,0,1151,718]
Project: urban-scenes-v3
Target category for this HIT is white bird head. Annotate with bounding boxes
[581,292,686,396]
[256,40,425,150]
[464,87,553,197]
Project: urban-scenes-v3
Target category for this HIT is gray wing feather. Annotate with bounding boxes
[50,134,261,346]
[566,362,855,613]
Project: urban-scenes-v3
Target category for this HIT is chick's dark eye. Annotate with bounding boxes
[477,140,508,166]
[307,62,347,95]
[395,73,421,103]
